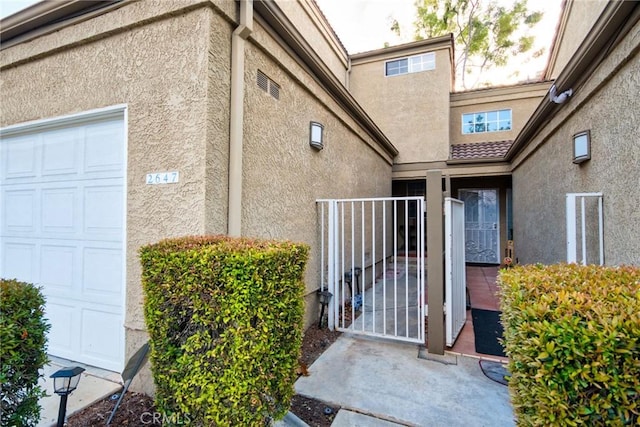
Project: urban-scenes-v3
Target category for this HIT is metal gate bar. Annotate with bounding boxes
[317,197,425,344]
[445,197,467,347]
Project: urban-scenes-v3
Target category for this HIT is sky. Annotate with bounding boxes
[0,0,40,19]
[316,0,563,87]
[1,0,562,86]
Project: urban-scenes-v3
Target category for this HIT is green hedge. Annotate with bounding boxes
[140,235,309,426]
[499,264,640,426]
[1,279,50,427]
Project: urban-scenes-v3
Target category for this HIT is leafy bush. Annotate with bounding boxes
[499,264,640,426]
[140,235,309,426]
[1,279,50,427]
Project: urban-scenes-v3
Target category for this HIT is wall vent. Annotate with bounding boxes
[257,70,280,100]
[257,70,269,92]
[269,81,280,100]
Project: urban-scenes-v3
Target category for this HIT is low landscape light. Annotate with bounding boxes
[51,366,85,427]
[317,289,333,328]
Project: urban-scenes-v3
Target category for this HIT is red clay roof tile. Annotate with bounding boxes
[450,140,514,160]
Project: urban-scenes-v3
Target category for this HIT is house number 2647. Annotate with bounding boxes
[146,171,179,185]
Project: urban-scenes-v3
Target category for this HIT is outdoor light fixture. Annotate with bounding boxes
[51,366,85,427]
[309,121,324,150]
[344,267,363,310]
[317,289,333,328]
[573,130,591,164]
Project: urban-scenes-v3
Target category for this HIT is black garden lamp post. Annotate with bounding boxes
[317,289,333,328]
[50,366,85,427]
[353,266,361,294]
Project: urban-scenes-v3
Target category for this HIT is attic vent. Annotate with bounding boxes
[257,70,269,91]
[269,81,280,100]
[257,70,280,100]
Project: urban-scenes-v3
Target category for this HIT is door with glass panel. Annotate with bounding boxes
[458,189,499,264]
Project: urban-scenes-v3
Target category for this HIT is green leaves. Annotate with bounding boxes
[411,0,544,88]
[499,264,640,426]
[0,279,50,427]
[140,235,309,426]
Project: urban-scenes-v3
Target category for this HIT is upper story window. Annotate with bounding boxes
[385,52,435,77]
[462,109,512,134]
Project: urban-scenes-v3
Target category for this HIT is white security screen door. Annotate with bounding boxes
[459,189,499,264]
[0,108,126,371]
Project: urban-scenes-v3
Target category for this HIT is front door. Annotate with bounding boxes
[459,189,499,264]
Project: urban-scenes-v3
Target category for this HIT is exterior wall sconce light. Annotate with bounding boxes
[573,130,591,164]
[51,366,85,427]
[309,121,324,150]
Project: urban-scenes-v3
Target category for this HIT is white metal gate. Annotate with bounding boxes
[317,197,425,344]
[566,192,604,265]
[445,197,466,347]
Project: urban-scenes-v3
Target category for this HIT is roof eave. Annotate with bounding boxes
[506,0,640,162]
[0,1,121,45]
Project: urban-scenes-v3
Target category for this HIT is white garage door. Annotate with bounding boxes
[0,109,126,372]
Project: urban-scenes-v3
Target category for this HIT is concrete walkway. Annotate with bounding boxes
[295,334,514,427]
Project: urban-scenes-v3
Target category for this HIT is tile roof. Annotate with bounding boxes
[450,140,514,160]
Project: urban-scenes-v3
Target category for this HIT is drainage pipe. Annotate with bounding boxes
[228,0,252,236]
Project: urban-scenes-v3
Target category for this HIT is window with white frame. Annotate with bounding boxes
[462,109,512,134]
[385,52,435,77]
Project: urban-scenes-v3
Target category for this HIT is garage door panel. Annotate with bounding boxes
[2,134,38,179]
[84,120,124,175]
[46,301,78,358]
[84,184,123,237]
[1,111,125,372]
[3,189,36,233]
[42,187,77,234]
[40,244,76,291]
[81,309,123,371]
[2,242,37,283]
[42,128,81,177]
[82,246,123,304]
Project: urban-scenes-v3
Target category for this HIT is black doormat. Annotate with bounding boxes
[471,308,506,357]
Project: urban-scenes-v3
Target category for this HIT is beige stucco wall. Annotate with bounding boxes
[1,0,395,396]
[512,19,640,265]
[548,0,609,79]
[245,21,394,328]
[1,1,233,395]
[276,0,349,84]
[449,83,550,145]
[349,43,453,164]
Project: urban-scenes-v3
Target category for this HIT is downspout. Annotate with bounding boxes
[228,0,253,236]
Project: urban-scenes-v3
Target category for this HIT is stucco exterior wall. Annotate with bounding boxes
[2,0,395,396]
[276,0,349,83]
[244,21,394,328]
[512,20,640,265]
[1,2,232,395]
[548,0,609,79]
[349,45,452,164]
[449,83,549,145]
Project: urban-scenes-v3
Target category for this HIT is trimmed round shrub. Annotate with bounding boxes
[1,279,50,427]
